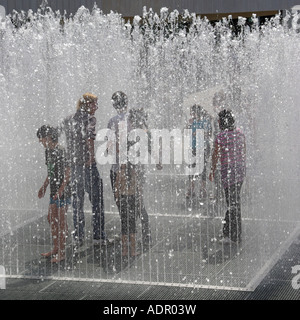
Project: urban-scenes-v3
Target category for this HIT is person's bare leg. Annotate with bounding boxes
[41,204,59,257]
[51,205,68,263]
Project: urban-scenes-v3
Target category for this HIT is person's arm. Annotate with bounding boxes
[209,141,220,182]
[38,176,49,198]
[85,116,97,167]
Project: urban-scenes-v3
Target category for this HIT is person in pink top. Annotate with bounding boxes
[209,109,246,244]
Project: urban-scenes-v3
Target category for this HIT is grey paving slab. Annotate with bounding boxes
[0,236,299,300]
[0,213,298,292]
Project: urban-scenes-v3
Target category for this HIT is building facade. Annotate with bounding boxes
[0,0,299,19]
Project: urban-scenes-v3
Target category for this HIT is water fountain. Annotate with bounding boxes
[0,5,299,290]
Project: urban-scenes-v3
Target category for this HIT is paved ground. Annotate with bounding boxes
[0,173,300,301]
[0,236,299,301]
[0,218,299,300]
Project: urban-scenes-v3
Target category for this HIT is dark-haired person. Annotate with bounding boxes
[107,91,130,189]
[209,109,246,244]
[37,125,71,263]
[107,93,157,249]
[107,91,130,210]
[125,108,151,254]
[211,91,226,203]
[60,93,106,247]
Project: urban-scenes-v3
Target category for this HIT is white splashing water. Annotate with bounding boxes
[0,7,299,227]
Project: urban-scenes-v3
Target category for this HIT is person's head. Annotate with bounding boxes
[190,104,207,120]
[128,108,148,129]
[218,109,235,131]
[37,125,58,149]
[111,91,128,113]
[77,93,98,115]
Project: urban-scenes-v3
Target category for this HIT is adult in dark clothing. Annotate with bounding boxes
[209,109,246,243]
[60,93,106,246]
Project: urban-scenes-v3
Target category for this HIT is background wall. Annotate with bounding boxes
[0,0,299,18]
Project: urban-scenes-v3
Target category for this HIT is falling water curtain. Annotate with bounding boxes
[0,7,299,290]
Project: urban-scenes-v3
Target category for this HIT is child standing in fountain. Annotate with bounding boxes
[209,109,246,244]
[107,92,154,249]
[113,108,152,257]
[37,125,71,263]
